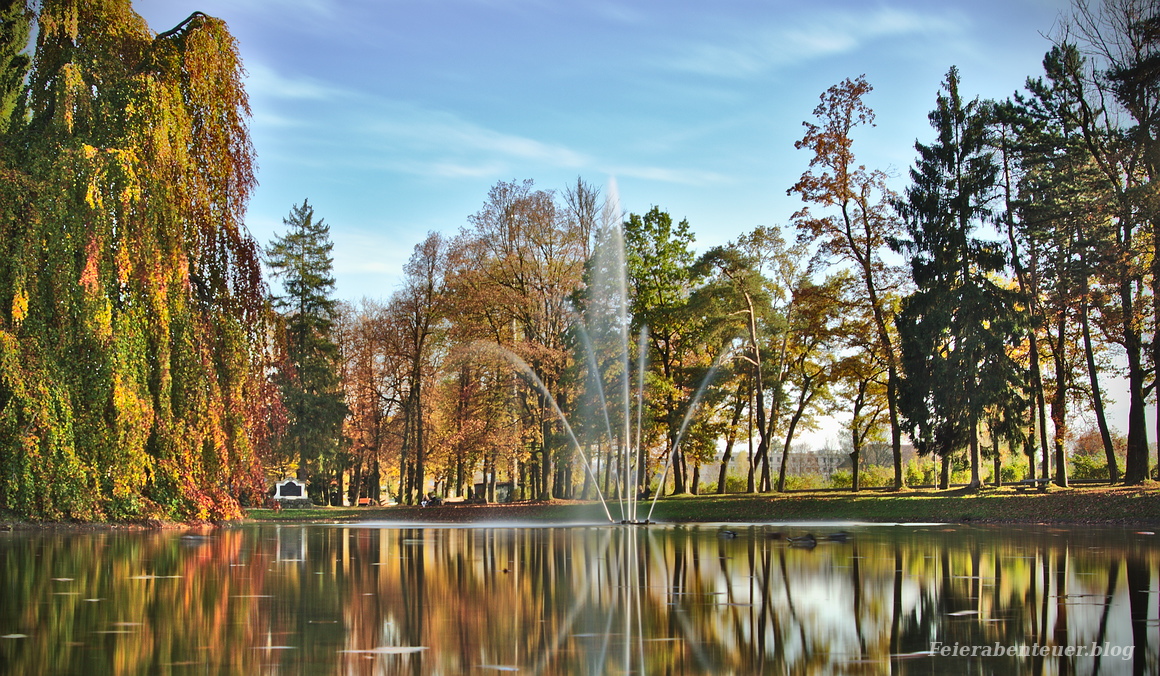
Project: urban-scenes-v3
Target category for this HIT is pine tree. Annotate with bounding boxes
[893,67,1027,490]
[266,200,347,494]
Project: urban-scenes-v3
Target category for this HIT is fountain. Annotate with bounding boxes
[482,179,726,525]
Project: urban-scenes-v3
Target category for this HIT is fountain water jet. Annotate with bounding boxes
[482,179,728,524]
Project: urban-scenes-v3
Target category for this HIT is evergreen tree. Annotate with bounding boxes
[266,200,347,493]
[893,67,1027,489]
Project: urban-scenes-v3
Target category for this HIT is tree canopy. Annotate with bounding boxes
[0,2,273,519]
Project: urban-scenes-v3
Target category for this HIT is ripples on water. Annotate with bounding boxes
[0,523,1156,675]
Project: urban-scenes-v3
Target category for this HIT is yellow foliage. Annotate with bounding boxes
[12,287,27,324]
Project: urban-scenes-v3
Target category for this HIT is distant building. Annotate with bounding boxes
[770,451,851,478]
[857,442,917,468]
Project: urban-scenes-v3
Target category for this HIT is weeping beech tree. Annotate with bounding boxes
[0,2,275,520]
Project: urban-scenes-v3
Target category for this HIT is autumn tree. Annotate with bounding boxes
[390,232,446,504]
[447,180,586,500]
[789,75,908,490]
[0,5,273,519]
[1055,0,1158,483]
[773,274,847,493]
[832,299,891,492]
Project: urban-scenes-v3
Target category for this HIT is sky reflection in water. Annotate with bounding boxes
[0,523,1157,675]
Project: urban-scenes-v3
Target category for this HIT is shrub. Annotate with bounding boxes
[724,474,749,493]
[860,465,895,488]
[906,458,938,486]
[1070,455,1110,481]
[781,474,825,490]
[829,470,852,489]
[1000,463,1024,483]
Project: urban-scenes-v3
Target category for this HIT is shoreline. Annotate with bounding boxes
[6,483,1154,530]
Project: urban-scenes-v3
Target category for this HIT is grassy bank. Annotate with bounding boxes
[242,483,1160,526]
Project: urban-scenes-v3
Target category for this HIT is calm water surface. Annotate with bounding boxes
[0,522,1157,675]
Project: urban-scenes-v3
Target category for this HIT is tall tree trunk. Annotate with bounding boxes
[538,388,552,501]
[1051,315,1069,487]
[1121,273,1151,484]
[717,382,746,494]
[776,378,814,492]
[746,382,756,493]
[1081,276,1119,482]
[968,406,981,489]
[414,370,425,503]
[865,274,903,490]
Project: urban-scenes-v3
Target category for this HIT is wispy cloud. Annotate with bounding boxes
[666,6,962,78]
[358,103,591,173]
[610,165,729,185]
[245,62,347,101]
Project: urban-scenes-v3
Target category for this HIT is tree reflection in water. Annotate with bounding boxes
[0,524,1156,675]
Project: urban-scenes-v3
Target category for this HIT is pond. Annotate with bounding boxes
[0,522,1156,675]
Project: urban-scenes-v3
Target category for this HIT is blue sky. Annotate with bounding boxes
[132,0,1138,446]
[133,0,1072,300]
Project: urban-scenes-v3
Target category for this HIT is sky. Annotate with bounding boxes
[128,0,1147,448]
[131,0,1075,298]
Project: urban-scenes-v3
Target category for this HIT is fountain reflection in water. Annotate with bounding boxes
[481,179,726,524]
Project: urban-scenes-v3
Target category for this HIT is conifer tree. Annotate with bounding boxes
[266,200,347,494]
[893,67,1027,489]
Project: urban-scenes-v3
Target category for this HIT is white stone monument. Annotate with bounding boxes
[273,478,313,508]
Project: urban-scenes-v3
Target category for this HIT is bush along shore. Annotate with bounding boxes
[240,483,1160,527]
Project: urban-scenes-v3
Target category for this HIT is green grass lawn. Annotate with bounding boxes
[242,483,1160,526]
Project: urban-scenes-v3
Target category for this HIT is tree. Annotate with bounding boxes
[832,299,891,492]
[695,226,806,493]
[448,180,586,500]
[789,75,908,490]
[774,274,846,493]
[893,67,1027,490]
[389,232,446,505]
[624,206,702,495]
[0,5,272,519]
[266,200,347,497]
[1056,0,1157,483]
[0,0,30,135]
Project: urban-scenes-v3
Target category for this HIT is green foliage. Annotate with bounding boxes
[905,458,938,486]
[1070,455,1112,481]
[894,67,1027,479]
[781,474,824,490]
[0,0,30,135]
[265,200,347,490]
[624,206,710,494]
[830,466,894,489]
[0,3,275,521]
[1000,463,1025,484]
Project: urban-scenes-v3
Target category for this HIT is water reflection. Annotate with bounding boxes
[0,523,1156,675]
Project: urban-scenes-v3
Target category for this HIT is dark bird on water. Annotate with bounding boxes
[787,534,817,548]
